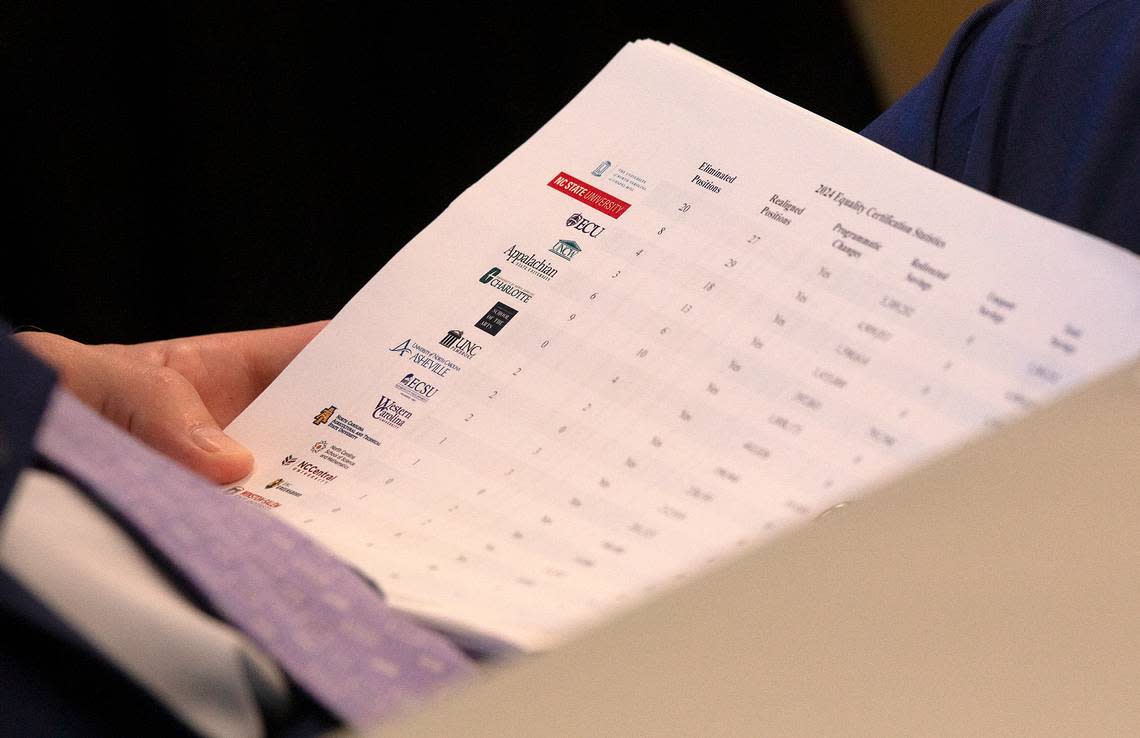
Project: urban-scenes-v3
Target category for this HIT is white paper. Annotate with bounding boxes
[226,41,1140,651]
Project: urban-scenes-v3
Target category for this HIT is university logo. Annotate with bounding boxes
[223,485,244,496]
[291,460,337,484]
[474,301,519,336]
[503,244,559,281]
[591,160,611,176]
[373,395,413,429]
[262,478,301,497]
[547,170,630,218]
[479,267,533,303]
[439,329,481,359]
[397,372,439,402]
[282,455,298,466]
[549,239,581,262]
[311,440,328,453]
[565,213,605,238]
[313,406,336,426]
[390,338,459,377]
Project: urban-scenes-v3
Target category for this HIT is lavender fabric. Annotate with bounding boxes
[33,389,476,726]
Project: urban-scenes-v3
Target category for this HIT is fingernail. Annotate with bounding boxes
[190,425,247,455]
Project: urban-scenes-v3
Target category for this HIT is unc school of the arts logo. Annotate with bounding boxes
[313,405,336,426]
[474,301,519,336]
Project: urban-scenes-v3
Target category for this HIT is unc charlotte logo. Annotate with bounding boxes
[479,267,501,284]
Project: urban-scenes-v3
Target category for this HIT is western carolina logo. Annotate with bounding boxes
[591,160,611,176]
[397,372,439,402]
[373,395,413,428]
[503,244,559,281]
[311,440,328,453]
[282,455,298,466]
[439,329,481,359]
[265,478,284,489]
[478,267,533,303]
[313,406,336,426]
[566,213,605,238]
[549,239,581,262]
[474,301,518,336]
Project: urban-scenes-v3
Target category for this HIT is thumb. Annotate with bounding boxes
[104,363,255,484]
[13,331,254,483]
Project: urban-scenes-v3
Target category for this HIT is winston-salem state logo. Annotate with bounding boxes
[549,239,581,262]
[479,267,533,304]
[439,329,481,359]
[565,212,605,238]
[313,406,336,426]
[474,301,518,336]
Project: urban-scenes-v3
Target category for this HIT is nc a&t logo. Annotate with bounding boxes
[566,213,605,238]
[439,329,482,359]
[549,239,581,262]
[313,406,336,426]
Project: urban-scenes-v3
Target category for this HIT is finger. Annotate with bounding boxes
[227,320,330,388]
[134,320,329,425]
[97,361,255,484]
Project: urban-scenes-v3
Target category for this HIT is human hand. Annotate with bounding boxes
[14,321,328,483]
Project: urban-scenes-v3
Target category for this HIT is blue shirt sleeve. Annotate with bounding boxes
[861,0,1140,256]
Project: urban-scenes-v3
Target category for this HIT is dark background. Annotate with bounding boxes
[1,2,881,344]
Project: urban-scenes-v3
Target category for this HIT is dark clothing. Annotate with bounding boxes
[862,0,1140,256]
